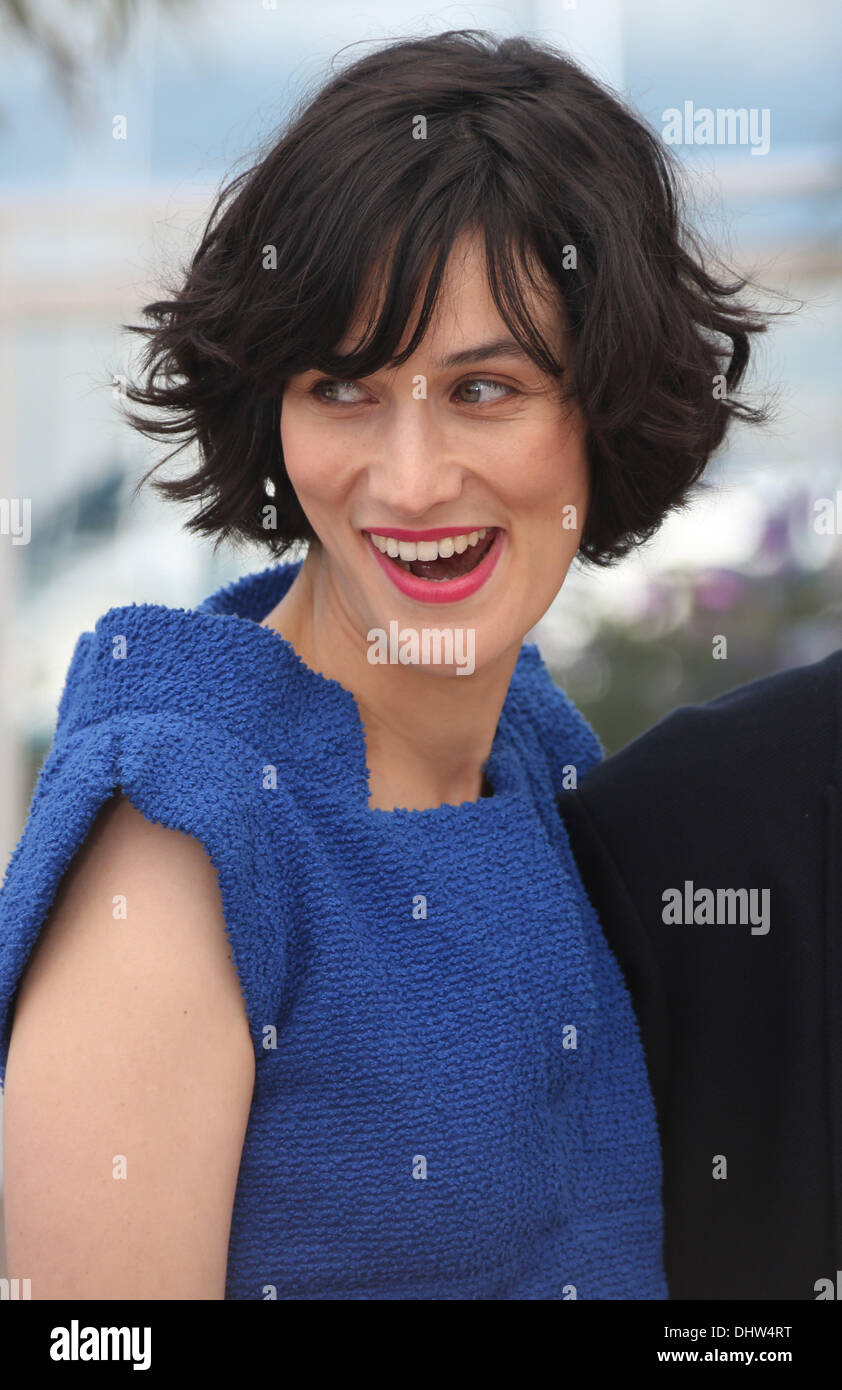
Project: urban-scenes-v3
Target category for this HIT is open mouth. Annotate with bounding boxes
[365,527,499,582]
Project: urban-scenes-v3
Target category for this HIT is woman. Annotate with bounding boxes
[0,30,769,1300]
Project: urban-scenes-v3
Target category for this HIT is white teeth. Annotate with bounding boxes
[367,527,493,561]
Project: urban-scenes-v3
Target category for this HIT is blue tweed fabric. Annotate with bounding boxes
[0,559,667,1299]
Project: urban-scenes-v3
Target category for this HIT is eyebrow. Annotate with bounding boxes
[434,337,533,369]
[323,335,537,374]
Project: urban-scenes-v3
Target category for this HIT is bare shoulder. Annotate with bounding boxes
[17,792,246,1001]
[4,792,255,1299]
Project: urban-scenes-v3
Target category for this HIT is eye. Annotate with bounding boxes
[454,378,518,405]
[309,378,369,404]
[307,375,519,406]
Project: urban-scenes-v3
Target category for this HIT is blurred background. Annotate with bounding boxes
[0,0,840,1281]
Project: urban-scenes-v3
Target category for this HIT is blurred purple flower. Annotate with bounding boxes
[693,569,743,611]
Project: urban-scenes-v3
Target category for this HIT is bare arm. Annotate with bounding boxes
[2,793,255,1299]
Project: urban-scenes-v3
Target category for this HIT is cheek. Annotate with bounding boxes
[279,399,315,485]
[545,412,590,518]
[500,421,590,513]
[280,406,350,507]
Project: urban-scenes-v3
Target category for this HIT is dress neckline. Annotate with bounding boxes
[194,557,518,820]
[81,557,584,822]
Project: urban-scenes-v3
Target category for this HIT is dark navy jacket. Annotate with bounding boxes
[558,648,842,1300]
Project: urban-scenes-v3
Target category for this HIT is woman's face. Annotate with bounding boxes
[280,228,590,675]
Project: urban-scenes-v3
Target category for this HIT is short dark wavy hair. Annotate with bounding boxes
[122,28,777,566]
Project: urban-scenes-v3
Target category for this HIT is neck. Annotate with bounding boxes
[263,548,520,811]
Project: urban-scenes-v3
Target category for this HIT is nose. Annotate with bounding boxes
[365,404,465,518]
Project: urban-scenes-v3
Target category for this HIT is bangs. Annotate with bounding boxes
[301,205,570,392]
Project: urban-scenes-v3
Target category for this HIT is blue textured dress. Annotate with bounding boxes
[0,559,667,1299]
